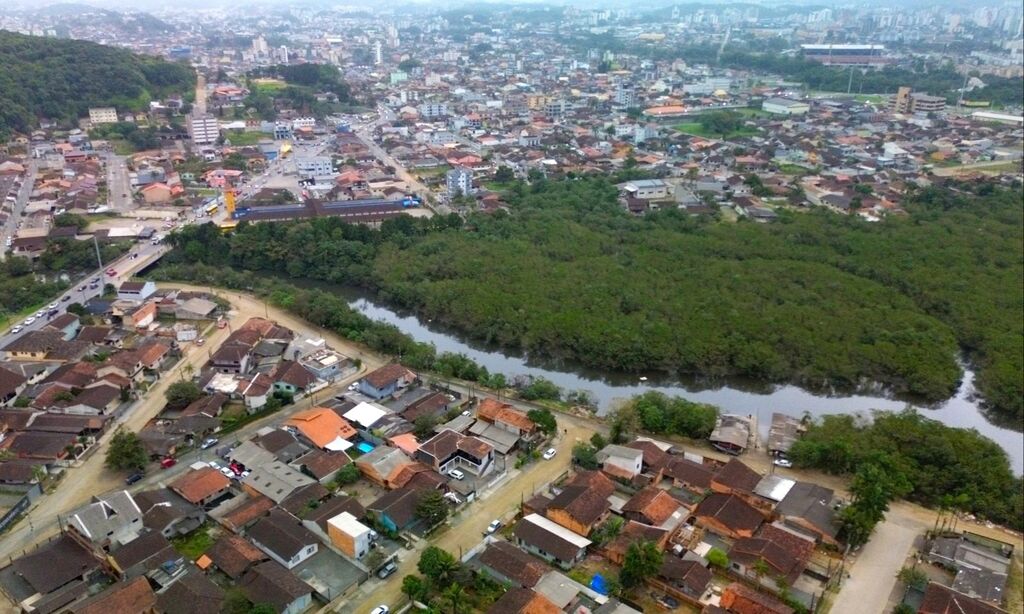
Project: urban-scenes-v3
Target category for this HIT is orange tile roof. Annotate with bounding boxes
[169,467,231,504]
[478,398,535,432]
[283,407,357,448]
[388,433,421,456]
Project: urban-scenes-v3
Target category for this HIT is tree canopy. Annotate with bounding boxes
[165,381,203,410]
[0,30,194,136]
[104,428,148,471]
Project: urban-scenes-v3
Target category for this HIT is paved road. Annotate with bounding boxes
[1,160,36,258]
[106,153,134,210]
[334,419,595,614]
[0,284,383,564]
[831,514,918,614]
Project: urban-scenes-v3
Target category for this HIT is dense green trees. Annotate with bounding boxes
[789,411,1022,530]
[104,429,148,471]
[619,391,719,440]
[0,31,194,136]
[165,381,202,410]
[157,177,1022,424]
[620,540,663,589]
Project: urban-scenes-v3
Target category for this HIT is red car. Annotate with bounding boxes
[160,457,177,469]
[105,268,117,276]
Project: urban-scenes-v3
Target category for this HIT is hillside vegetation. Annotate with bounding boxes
[161,178,1023,425]
[0,30,194,136]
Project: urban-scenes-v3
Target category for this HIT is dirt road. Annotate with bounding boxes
[830,513,919,614]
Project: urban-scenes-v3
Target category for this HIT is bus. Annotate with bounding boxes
[205,202,220,216]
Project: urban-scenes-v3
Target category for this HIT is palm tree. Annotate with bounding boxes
[442,583,466,614]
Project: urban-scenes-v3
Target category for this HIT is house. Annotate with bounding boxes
[354,445,415,488]
[774,481,839,546]
[728,531,812,591]
[66,490,144,549]
[513,513,592,569]
[664,457,715,494]
[137,341,171,372]
[239,561,313,614]
[292,448,352,484]
[109,530,183,582]
[918,582,1008,614]
[117,281,157,302]
[604,521,669,566]
[415,429,495,476]
[595,444,644,480]
[181,393,228,418]
[625,439,672,481]
[546,470,615,536]
[926,533,1013,603]
[241,460,317,504]
[474,541,550,588]
[357,363,416,400]
[210,345,251,375]
[720,582,794,614]
[44,313,81,341]
[476,398,537,438]
[156,571,225,614]
[712,458,762,496]
[10,532,104,603]
[654,558,713,602]
[488,588,562,614]
[68,576,158,614]
[133,488,204,538]
[621,486,683,528]
[692,493,765,539]
[283,407,357,451]
[205,533,268,579]
[247,508,319,569]
[368,486,429,532]
[0,365,28,406]
[269,360,317,396]
[327,511,373,559]
[169,467,232,509]
[141,182,172,203]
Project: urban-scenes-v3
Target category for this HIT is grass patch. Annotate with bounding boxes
[482,181,511,192]
[673,122,759,139]
[1007,554,1023,614]
[778,163,813,175]
[252,79,286,94]
[413,164,452,178]
[223,131,268,146]
[110,139,134,155]
[171,525,214,560]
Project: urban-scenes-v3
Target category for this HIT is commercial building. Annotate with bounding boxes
[762,98,810,115]
[446,166,474,198]
[800,44,888,66]
[295,156,334,179]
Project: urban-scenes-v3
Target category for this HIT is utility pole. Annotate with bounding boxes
[92,235,103,271]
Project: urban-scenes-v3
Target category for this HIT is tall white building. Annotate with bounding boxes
[252,35,269,57]
[446,167,474,198]
[373,41,383,65]
[189,113,220,146]
[295,156,334,179]
[279,45,289,63]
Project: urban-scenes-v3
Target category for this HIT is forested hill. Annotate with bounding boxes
[0,30,194,137]
[162,179,1023,426]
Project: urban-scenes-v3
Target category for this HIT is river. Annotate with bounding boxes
[339,292,1023,473]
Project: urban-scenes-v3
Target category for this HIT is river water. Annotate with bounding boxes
[340,292,1023,473]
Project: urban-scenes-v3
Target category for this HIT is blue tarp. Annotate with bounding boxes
[590,573,609,595]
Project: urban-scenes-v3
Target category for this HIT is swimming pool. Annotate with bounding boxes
[356,442,375,454]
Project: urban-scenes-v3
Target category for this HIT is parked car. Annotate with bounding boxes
[200,437,219,450]
[195,338,205,346]
[773,458,793,468]
[542,448,557,460]
[220,467,235,478]
[377,562,397,579]
[484,520,502,535]
[160,457,177,469]
[656,595,680,610]
[447,469,465,480]
[125,472,144,485]
[370,607,389,614]
[208,461,222,471]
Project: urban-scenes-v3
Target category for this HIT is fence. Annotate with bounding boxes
[0,483,43,534]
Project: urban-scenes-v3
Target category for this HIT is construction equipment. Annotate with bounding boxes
[224,186,236,218]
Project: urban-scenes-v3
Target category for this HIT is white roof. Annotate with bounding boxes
[325,436,354,452]
[206,372,240,394]
[343,401,387,428]
[328,511,371,537]
[522,513,592,549]
[754,474,796,502]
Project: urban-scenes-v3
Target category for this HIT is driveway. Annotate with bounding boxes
[830,514,918,614]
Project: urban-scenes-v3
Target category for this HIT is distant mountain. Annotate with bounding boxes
[0,30,194,137]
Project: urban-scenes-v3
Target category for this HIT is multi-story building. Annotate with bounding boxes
[295,156,334,179]
[800,44,889,66]
[418,102,448,118]
[189,113,219,146]
[446,167,474,198]
[891,87,946,114]
[88,107,118,125]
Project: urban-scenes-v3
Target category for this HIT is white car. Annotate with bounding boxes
[447,469,465,481]
[542,448,557,460]
[773,458,793,468]
[484,519,502,535]
[370,607,389,614]
[220,467,234,478]
[208,461,222,470]
[23,317,35,325]
[47,302,58,310]
[10,326,22,334]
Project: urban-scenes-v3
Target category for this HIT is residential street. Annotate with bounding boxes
[830,513,919,614]
[334,418,596,614]
[0,284,381,563]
